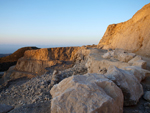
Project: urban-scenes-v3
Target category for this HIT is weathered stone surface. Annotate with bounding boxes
[132,60,147,69]
[98,3,150,57]
[24,47,80,61]
[50,73,123,113]
[86,50,130,74]
[9,101,51,113]
[15,57,61,75]
[0,104,14,113]
[102,52,111,59]
[104,49,136,62]
[1,47,81,87]
[73,46,91,63]
[128,56,142,64]
[124,66,150,82]
[128,55,147,69]
[105,66,143,106]
[117,52,136,62]
[143,91,150,102]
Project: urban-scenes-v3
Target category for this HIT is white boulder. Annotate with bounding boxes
[124,66,150,82]
[105,66,143,106]
[50,73,123,113]
[128,56,147,69]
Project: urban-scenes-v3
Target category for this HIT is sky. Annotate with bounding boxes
[0,0,150,53]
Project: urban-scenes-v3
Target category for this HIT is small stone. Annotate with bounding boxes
[143,91,150,102]
[40,85,45,89]
[53,70,58,75]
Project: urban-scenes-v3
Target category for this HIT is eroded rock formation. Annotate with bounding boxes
[3,47,80,80]
[98,3,150,56]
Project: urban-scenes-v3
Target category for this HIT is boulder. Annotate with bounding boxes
[97,3,150,57]
[50,73,123,113]
[0,104,14,113]
[117,52,136,62]
[143,91,150,102]
[86,57,130,74]
[112,49,136,62]
[132,60,147,69]
[128,56,142,64]
[103,49,136,62]
[124,66,150,82]
[105,66,143,106]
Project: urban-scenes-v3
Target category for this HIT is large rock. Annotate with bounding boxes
[102,49,136,62]
[0,104,14,113]
[87,49,148,74]
[124,66,150,82]
[86,49,130,74]
[98,3,150,57]
[105,66,143,106]
[143,91,150,102]
[50,73,123,113]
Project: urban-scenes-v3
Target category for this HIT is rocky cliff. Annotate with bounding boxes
[0,47,38,72]
[2,47,80,83]
[98,3,150,56]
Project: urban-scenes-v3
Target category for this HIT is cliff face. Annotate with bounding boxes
[98,3,150,56]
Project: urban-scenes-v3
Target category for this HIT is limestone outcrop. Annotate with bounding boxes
[86,49,147,74]
[2,47,80,82]
[86,49,130,74]
[50,73,123,113]
[98,3,150,56]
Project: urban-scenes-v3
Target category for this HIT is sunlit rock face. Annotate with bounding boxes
[2,47,80,84]
[98,3,150,56]
[15,47,80,75]
[50,73,123,113]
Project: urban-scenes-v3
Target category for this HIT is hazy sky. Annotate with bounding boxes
[0,0,150,53]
